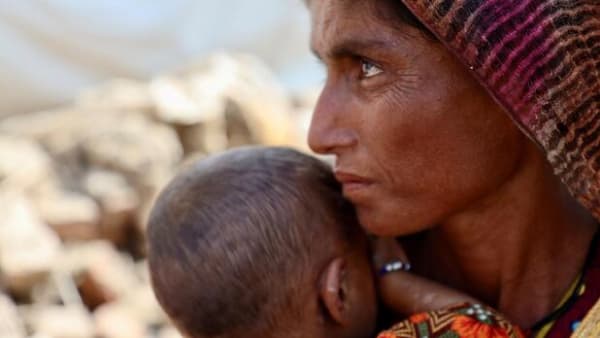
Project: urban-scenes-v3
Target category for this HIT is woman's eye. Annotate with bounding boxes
[360,60,383,78]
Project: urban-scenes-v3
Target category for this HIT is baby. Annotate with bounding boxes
[147,146,523,338]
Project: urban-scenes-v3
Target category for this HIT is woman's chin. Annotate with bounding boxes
[341,181,377,205]
[356,205,436,237]
[358,210,410,237]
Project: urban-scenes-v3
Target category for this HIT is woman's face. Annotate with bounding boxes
[308,1,527,236]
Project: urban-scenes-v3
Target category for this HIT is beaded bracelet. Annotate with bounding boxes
[378,260,411,276]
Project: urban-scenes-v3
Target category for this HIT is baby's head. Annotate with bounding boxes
[147,146,377,338]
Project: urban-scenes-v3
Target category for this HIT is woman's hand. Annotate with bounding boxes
[371,236,410,272]
[370,237,478,316]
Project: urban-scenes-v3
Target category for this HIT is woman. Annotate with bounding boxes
[306,0,599,337]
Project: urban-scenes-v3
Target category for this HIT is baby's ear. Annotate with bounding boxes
[319,257,350,325]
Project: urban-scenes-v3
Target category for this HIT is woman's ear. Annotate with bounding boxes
[319,257,349,325]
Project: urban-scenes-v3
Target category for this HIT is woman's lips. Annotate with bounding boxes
[334,171,374,198]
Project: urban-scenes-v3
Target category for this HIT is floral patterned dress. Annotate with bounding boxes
[377,303,526,338]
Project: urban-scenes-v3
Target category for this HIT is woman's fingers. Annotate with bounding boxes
[370,236,409,269]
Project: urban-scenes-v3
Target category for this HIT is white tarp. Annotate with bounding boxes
[0,0,322,116]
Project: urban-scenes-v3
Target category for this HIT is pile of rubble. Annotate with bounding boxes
[0,53,318,338]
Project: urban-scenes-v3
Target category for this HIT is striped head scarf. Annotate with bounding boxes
[400,0,600,221]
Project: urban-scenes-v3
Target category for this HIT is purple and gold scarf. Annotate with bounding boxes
[398,1,600,335]
[400,0,600,223]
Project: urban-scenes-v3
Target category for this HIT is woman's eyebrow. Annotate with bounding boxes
[314,38,393,60]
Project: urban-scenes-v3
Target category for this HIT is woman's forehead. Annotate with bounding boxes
[309,1,416,60]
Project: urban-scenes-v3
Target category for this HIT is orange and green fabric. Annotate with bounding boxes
[377,303,526,338]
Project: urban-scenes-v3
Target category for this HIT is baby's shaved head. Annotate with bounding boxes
[147,146,360,337]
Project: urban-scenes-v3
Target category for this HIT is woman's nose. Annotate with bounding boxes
[307,86,357,155]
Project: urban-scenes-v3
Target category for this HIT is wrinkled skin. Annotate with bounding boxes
[308,0,525,236]
[306,0,598,327]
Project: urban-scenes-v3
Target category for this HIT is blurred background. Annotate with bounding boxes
[0,1,322,337]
